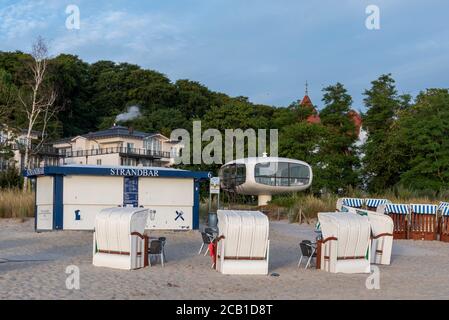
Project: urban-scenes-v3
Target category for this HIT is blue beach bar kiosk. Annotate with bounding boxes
[24,165,211,232]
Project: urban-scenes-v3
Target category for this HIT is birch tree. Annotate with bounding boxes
[18,36,59,191]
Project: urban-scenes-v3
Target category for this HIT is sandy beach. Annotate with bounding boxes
[1,218,449,300]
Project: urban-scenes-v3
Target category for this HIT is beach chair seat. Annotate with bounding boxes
[410,204,438,241]
[440,206,449,243]
[317,212,371,274]
[384,204,409,239]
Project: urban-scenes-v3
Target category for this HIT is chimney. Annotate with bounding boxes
[128,127,134,134]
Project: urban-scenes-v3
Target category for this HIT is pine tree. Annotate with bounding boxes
[362,74,402,191]
[319,83,360,193]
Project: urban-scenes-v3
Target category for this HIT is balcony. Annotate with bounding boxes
[11,143,62,157]
[62,147,171,159]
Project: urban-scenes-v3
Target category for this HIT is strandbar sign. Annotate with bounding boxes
[110,168,159,177]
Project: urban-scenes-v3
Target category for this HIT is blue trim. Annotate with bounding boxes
[192,179,200,230]
[24,165,211,180]
[53,175,64,230]
[34,178,37,231]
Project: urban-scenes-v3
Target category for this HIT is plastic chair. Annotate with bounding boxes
[158,237,167,261]
[298,240,316,269]
[149,240,164,267]
[198,232,214,256]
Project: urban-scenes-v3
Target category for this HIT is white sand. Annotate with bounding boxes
[1,218,449,300]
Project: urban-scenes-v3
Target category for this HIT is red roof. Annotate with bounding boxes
[348,110,362,135]
[300,95,313,107]
[300,95,321,124]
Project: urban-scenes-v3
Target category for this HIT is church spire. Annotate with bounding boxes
[305,80,309,96]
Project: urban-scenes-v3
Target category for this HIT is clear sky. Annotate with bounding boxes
[0,0,448,111]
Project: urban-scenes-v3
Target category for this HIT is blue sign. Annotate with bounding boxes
[123,176,139,207]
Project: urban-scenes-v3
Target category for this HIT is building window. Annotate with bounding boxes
[144,137,161,153]
[97,159,102,165]
[219,164,246,190]
[254,162,310,187]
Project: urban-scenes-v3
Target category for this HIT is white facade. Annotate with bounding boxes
[29,165,208,232]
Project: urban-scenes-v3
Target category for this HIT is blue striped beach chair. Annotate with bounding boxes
[365,199,391,210]
[440,206,449,242]
[409,204,438,241]
[438,202,449,211]
[384,204,409,239]
[341,198,364,209]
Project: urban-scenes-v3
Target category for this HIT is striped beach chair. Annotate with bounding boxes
[384,204,409,239]
[438,202,449,211]
[341,198,364,209]
[409,204,438,241]
[440,206,449,243]
[365,199,391,211]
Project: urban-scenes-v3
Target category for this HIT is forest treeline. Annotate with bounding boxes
[0,50,448,194]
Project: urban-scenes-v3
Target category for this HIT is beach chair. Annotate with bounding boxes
[410,204,438,241]
[367,211,394,265]
[215,210,270,275]
[92,207,149,270]
[338,198,364,211]
[317,212,371,274]
[384,204,409,239]
[334,206,394,265]
[365,199,391,211]
[438,202,449,211]
[440,206,449,243]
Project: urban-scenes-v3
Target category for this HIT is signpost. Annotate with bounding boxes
[208,177,220,229]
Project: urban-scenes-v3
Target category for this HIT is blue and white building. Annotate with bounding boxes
[25,165,210,232]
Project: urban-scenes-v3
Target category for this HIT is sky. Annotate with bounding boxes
[0,0,448,111]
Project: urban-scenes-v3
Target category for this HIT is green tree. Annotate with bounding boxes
[393,89,449,189]
[362,74,405,191]
[319,83,360,192]
[279,122,328,192]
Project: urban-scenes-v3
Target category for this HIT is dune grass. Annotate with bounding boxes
[268,187,449,224]
[0,189,35,219]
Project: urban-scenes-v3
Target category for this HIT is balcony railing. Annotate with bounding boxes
[62,147,171,159]
[10,143,62,157]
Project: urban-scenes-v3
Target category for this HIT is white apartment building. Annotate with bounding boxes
[53,125,182,168]
[0,125,182,171]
